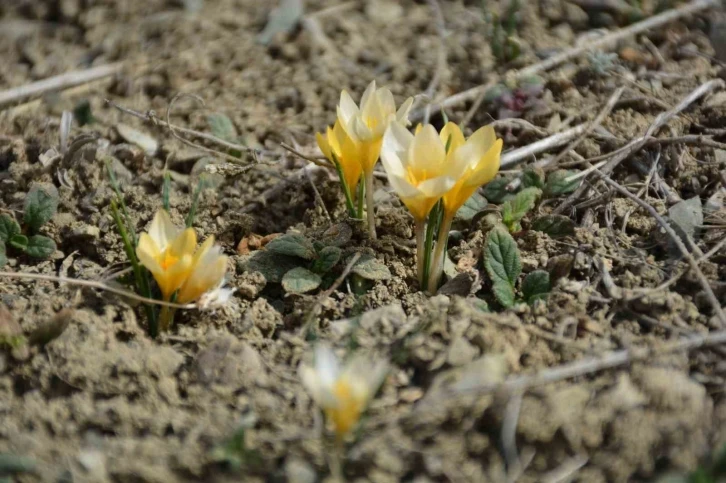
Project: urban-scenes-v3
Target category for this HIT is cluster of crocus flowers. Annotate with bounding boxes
[317,81,413,239]
[380,121,502,293]
[300,344,389,440]
[136,209,229,329]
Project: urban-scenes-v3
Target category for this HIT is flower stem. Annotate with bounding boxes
[159,306,176,332]
[356,179,365,220]
[414,218,426,287]
[428,213,453,295]
[364,170,376,240]
[422,202,442,290]
[332,153,356,217]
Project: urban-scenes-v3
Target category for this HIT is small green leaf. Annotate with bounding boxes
[25,235,56,259]
[0,453,37,475]
[483,226,521,288]
[0,243,6,268]
[9,234,28,251]
[0,215,21,243]
[492,280,516,308]
[282,267,322,294]
[501,187,541,230]
[522,270,551,304]
[312,246,341,273]
[207,113,238,143]
[482,177,515,204]
[23,183,59,232]
[531,214,575,238]
[351,254,391,281]
[245,251,302,283]
[455,192,488,221]
[521,167,545,189]
[265,233,317,260]
[257,0,304,45]
[544,170,581,196]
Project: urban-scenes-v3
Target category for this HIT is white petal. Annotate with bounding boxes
[376,88,396,116]
[387,173,422,199]
[359,80,377,113]
[338,90,360,126]
[314,344,340,389]
[148,210,180,250]
[395,97,414,125]
[409,124,446,173]
[350,115,373,141]
[381,123,413,176]
[417,175,456,198]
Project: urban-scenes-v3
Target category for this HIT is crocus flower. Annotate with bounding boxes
[137,209,229,329]
[300,345,388,439]
[336,81,413,239]
[136,209,196,300]
[316,120,363,216]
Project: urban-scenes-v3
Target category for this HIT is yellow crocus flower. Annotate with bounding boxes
[336,80,413,239]
[316,120,363,210]
[176,236,228,304]
[299,345,388,439]
[431,123,502,293]
[136,209,196,300]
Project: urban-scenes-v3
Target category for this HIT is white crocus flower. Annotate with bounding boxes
[300,345,389,439]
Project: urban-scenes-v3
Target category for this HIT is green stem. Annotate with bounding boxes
[111,200,158,337]
[364,171,376,240]
[159,306,176,332]
[332,153,356,217]
[356,179,365,220]
[422,202,442,290]
[427,213,454,295]
[414,218,426,288]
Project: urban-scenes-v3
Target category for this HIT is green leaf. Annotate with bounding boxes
[531,214,575,238]
[320,223,353,247]
[281,267,322,294]
[483,226,521,288]
[521,167,545,189]
[455,192,488,221]
[9,234,28,251]
[257,0,304,45]
[482,177,515,204]
[207,113,238,143]
[312,246,341,273]
[23,183,59,232]
[351,254,391,281]
[245,251,302,283]
[0,454,37,475]
[544,170,581,196]
[501,187,541,229]
[0,243,6,269]
[25,235,56,259]
[265,233,317,260]
[522,270,551,303]
[0,215,21,243]
[492,280,516,308]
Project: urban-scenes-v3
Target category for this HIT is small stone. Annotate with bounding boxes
[235,271,266,299]
[447,337,479,367]
[285,457,316,483]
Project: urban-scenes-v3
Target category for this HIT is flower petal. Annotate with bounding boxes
[417,175,456,198]
[440,122,465,153]
[338,90,360,127]
[169,227,197,258]
[314,344,340,389]
[359,81,377,114]
[148,209,179,250]
[380,122,413,176]
[136,233,162,274]
[316,131,333,162]
[464,138,503,187]
[409,124,446,174]
[395,97,413,125]
[375,88,396,117]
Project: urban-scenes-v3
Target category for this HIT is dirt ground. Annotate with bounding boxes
[2,0,726,481]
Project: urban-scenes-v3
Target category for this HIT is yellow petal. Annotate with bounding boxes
[316,131,333,162]
[414,123,423,135]
[169,228,197,258]
[137,233,162,275]
[464,138,503,188]
[157,253,194,300]
[338,90,359,126]
[440,122,465,154]
[408,124,446,176]
[339,136,362,192]
[395,97,414,125]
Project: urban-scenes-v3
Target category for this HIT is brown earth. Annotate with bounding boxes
[1,0,726,482]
